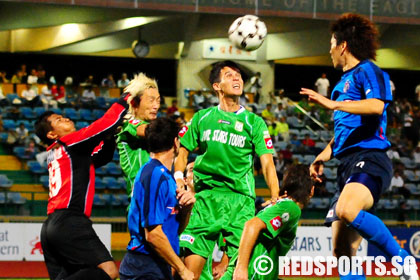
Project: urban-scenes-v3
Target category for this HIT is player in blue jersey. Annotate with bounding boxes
[119,117,195,280]
[300,13,418,280]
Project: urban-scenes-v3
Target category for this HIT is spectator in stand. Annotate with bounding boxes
[24,139,37,159]
[101,74,116,88]
[19,64,28,84]
[118,73,130,89]
[274,103,286,120]
[81,86,96,108]
[249,72,262,104]
[192,90,205,111]
[390,170,410,199]
[21,83,40,107]
[277,116,290,142]
[0,85,10,106]
[166,99,179,116]
[280,144,293,162]
[413,145,420,168]
[52,84,67,106]
[27,69,38,85]
[274,151,286,180]
[11,70,24,84]
[0,71,9,83]
[301,133,316,153]
[37,69,47,84]
[314,73,330,97]
[261,104,276,123]
[387,144,401,162]
[81,75,95,87]
[268,122,281,143]
[290,134,302,153]
[15,122,29,145]
[415,83,420,105]
[40,83,58,110]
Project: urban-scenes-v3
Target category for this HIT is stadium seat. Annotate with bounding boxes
[79,109,95,121]
[383,199,398,210]
[6,93,20,104]
[274,141,287,151]
[13,146,33,160]
[40,175,49,188]
[0,132,8,143]
[117,177,126,190]
[0,174,13,189]
[325,158,340,167]
[95,97,108,109]
[93,109,105,119]
[315,141,327,150]
[3,119,16,131]
[113,150,120,162]
[93,194,106,206]
[325,181,336,194]
[114,193,129,207]
[303,155,316,165]
[20,107,36,119]
[63,108,80,120]
[109,194,121,206]
[0,192,5,204]
[27,160,48,175]
[104,162,122,176]
[407,199,420,210]
[286,116,305,129]
[292,154,304,164]
[34,107,46,117]
[7,192,26,205]
[49,108,62,115]
[95,167,106,175]
[102,176,119,190]
[323,167,336,180]
[75,121,89,130]
[404,170,419,183]
[95,177,105,190]
[400,157,416,169]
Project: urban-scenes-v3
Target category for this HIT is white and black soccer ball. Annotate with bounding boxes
[228,15,267,51]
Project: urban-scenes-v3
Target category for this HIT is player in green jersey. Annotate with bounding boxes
[116,73,160,196]
[221,164,314,280]
[174,60,280,279]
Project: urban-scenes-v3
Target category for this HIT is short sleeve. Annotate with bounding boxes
[124,119,147,138]
[257,202,300,239]
[252,116,274,156]
[356,66,392,102]
[179,113,200,152]
[139,175,168,228]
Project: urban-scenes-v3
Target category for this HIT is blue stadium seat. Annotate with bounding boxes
[0,192,5,204]
[75,121,89,130]
[40,175,49,188]
[102,176,119,190]
[114,193,129,207]
[3,119,16,131]
[7,192,26,205]
[93,194,106,206]
[49,108,62,115]
[0,174,13,189]
[104,162,122,176]
[93,109,105,119]
[96,97,108,109]
[79,109,95,121]
[95,177,105,190]
[20,107,36,119]
[109,194,121,206]
[117,177,126,190]
[63,108,80,120]
[6,93,20,104]
[0,132,8,143]
[34,107,46,117]
[27,160,48,175]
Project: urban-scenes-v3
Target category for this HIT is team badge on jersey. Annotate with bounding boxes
[129,119,141,126]
[282,212,290,222]
[343,80,350,93]
[234,121,243,132]
[270,216,282,231]
[218,120,231,125]
[179,126,188,137]
[264,137,273,149]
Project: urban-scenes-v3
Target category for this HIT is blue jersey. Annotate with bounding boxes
[126,158,180,255]
[331,60,392,157]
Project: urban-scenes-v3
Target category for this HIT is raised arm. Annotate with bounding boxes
[174,146,189,189]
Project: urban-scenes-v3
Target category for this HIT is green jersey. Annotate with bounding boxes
[179,106,273,198]
[221,199,301,280]
[116,118,149,196]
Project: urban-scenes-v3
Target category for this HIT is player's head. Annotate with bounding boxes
[209,60,243,97]
[35,111,76,145]
[330,13,379,69]
[145,117,180,155]
[280,164,314,207]
[125,73,160,121]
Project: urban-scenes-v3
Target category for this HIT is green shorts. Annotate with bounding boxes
[180,189,255,259]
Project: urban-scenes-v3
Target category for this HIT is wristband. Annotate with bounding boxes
[174,171,184,180]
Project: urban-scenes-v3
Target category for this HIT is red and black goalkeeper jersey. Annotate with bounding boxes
[46,102,127,217]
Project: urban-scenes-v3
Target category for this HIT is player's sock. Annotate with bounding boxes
[64,267,112,280]
[349,210,401,257]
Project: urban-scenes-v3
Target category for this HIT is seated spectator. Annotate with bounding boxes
[37,69,47,84]
[274,103,286,120]
[390,170,411,199]
[81,75,95,87]
[261,104,276,123]
[81,86,96,108]
[387,144,401,162]
[193,90,205,111]
[117,73,130,88]
[51,84,67,106]
[280,144,293,162]
[277,116,290,142]
[14,123,29,145]
[21,83,40,107]
[11,70,24,84]
[274,151,285,179]
[40,83,58,110]
[166,99,178,116]
[0,86,10,106]
[302,133,316,153]
[27,69,38,85]
[24,139,37,159]
[290,134,302,152]
[268,122,281,143]
[101,74,116,88]
[0,70,8,83]
[413,145,420,167]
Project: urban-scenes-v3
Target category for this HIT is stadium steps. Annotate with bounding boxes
[0,155,22,171]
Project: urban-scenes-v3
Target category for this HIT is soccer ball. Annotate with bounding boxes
[228,15,267,51]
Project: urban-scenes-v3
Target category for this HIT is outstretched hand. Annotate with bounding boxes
[300,88,335,110]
